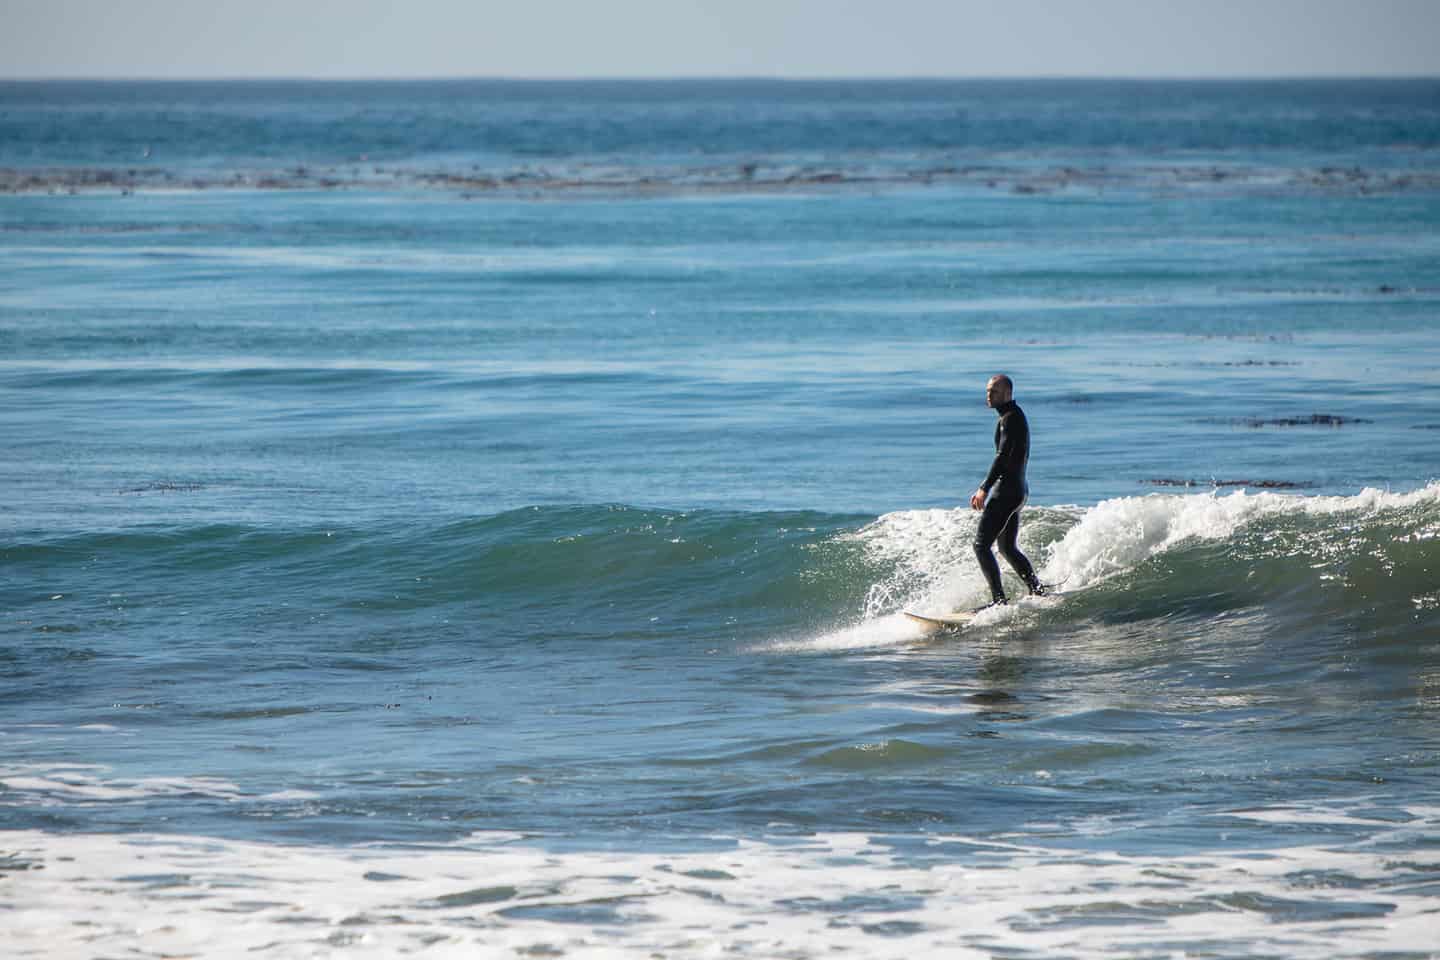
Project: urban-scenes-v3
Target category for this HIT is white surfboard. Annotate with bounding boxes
[903,610,977,632]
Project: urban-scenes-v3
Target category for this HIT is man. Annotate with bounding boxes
[969,374,1045,608]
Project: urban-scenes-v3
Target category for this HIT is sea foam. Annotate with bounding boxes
[6,804,1438,960]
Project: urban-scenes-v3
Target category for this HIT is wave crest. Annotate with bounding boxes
[831,483,1440,647]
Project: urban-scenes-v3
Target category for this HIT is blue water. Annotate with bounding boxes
[2,80,1439,958]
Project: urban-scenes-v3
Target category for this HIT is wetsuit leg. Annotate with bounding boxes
[973,494,1023,603]
[996,509,1041,593]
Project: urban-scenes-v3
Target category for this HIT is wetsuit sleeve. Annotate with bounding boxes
[981,411,1027,493]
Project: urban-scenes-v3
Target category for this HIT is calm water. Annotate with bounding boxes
[3,79,1440,959]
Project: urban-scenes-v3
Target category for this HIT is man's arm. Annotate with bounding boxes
[972,418,1006,510]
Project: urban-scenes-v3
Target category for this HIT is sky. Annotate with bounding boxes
[2,0,1438,79]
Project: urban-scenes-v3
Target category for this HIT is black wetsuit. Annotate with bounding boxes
[974,400,1042,603]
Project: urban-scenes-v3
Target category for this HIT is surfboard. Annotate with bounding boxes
[903,610,977,632]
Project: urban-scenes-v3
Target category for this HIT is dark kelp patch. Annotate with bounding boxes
[1145,479,1313,490]
[1201,414,1373,428]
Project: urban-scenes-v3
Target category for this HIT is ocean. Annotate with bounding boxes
[2,78,1439,958]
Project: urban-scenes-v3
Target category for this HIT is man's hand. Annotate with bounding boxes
[970,487,987,511]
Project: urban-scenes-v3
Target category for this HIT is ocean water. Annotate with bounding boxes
[2,79,1440,958]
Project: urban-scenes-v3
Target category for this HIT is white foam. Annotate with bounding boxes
[0,765,319,805]
[1045,481,1440,590]
[5,803,1438,960]
[853,506,1001,614]
[759,612,919,653]
[5,243,714,276]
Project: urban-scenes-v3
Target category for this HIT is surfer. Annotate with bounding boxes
[969,374,1045,608]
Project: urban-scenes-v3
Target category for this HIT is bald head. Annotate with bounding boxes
[986,374,1013,408]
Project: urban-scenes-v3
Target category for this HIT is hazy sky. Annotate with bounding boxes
[3,0,1438,79]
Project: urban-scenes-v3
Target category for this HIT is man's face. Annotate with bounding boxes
[986,377,1009,408]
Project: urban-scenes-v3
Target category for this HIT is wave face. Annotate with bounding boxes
[2,505,872,652]
[9,484,1435,662]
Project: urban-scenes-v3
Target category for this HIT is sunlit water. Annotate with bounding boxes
[3,79,1439,958]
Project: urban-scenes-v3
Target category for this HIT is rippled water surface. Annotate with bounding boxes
[3,79,1440,958]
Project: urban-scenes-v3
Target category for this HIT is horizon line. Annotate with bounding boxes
[4,73,1438,84]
